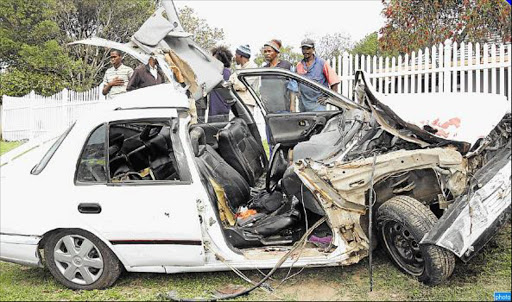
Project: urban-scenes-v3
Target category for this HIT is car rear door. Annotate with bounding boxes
[73,110,205,270]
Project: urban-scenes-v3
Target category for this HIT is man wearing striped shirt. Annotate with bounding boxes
[102,50,134,99]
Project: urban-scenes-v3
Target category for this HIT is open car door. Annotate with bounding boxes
[237,68,363,148]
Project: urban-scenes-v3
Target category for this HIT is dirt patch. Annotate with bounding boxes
[271,279,341,301]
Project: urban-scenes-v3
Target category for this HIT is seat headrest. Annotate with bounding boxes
[189,127,206,157]
[109,132,124,146]
[108,132,125,156]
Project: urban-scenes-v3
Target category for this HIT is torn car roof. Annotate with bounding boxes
[70,3,223,101]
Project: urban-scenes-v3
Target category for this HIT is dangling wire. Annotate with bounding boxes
[368,152,378,292]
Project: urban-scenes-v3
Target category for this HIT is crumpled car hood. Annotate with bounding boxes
[354,71,472,154]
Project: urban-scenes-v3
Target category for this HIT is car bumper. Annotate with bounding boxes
[421,159,511,261]
[0,233,43,267]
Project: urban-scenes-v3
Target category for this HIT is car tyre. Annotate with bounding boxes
[44,229,122,290]
[377,195,455,286]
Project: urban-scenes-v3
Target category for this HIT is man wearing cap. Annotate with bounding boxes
[126,56,165,91]
[263,39,292,69]
[229,44,259,113]
[261,39,298,112]
[296,38,340,111]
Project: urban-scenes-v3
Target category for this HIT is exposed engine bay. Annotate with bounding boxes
[189,71,510,272]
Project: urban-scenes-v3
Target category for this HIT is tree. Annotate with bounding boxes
[253,44,302,67]
[178,6,225,51]
[379,0,512,54]
[0,0,155,96]
[0,0,73,96]
[56,0,155,90]
[308,32,353,60]
[351,32,379,56]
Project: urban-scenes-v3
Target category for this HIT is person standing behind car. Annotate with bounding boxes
[296,38,340,111]
[229,44,259,113]
[261,39,298,112]
[126,56,165,91]
[102,49,133,99]
[208,46,233,121]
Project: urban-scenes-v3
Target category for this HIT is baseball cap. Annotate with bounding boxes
[301,38,315,48]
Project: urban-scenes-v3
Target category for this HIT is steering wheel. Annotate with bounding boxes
[112,171,143,181]
[266,143,289,193]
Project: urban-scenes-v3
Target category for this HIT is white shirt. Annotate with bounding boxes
[102,64,134,99]
[149,66,158,80]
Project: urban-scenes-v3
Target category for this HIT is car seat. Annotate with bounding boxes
[217,118,266,186]
[190,127,301,248]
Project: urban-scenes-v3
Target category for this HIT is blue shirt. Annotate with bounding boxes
[296,56,340,112]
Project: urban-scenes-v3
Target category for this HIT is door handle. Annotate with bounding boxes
[300,116,327,137]
[78,203,102,214]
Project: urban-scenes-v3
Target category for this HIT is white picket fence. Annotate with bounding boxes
[332,40,511,101]
[1,86,106,141]
[1,40,510,141]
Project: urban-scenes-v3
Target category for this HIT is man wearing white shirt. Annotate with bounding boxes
[127,56,165,91]
[102,50,134,98]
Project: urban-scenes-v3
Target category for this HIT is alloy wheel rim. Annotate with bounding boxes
[53,235,104,285]
[382,221,424,276]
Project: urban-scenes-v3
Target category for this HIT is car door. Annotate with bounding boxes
[237,68,361,148]
[73,114,205,269]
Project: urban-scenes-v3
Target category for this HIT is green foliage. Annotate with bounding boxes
[0,0,155,97]
[0,69,68,97]
[351,32,379,57]
[56,0,155,90]
[379,0,512,54]
[0,0,69,97]
[178,6,225,51]
[350,32,398,58]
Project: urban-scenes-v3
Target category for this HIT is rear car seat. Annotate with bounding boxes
[217,118,266,186]
[139,126,178,180]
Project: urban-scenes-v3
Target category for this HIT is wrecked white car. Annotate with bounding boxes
[0,2,510,292]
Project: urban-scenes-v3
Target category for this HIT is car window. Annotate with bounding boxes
[31,123,76,175]
[76,124,107,183]
[108,119,190,183]
[76,119,190,185]
[242,75,337,114]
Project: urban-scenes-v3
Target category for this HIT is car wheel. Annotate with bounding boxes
[44,229,122,290]
[377,195,455,286]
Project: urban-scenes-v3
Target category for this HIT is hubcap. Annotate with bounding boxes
[53,235,104,285]
[382,221,424,276]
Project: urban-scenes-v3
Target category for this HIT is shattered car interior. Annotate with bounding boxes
[1,1,510,292]
[77,120,182,183]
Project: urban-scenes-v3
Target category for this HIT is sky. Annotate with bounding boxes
[173,0,386,57]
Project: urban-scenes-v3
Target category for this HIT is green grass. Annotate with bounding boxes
[0,223,509,301]
[262,140,270,157]
[0,140,510,300]
[0,141,23,155]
